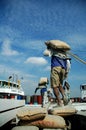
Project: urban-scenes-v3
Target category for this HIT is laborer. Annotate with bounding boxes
[44,47,71,106]
[34,77,49,107]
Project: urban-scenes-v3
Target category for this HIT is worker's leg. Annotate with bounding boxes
[59,84,65,96]
[60,68,69,105]
[53,87,62,106]
[59,85,68,105]
[51,67,64,106]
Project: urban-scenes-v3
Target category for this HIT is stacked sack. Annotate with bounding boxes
[48,105,77,117]
[16,107,68,129]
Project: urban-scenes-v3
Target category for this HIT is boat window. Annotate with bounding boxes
[5,81,9,87]
[2,81,5,87]
[0,81,1,87]
[17,84,20,88]
[6,82,9,85]
[10,83,12,86]
[81,85,86,90]
[84,85,86,89]
[13,84,17,87]
[1,81,6,87]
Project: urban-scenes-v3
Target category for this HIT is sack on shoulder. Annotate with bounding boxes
[45,40,71,51]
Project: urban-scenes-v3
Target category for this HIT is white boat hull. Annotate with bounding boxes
[0,99,25,127]
[72,102,86,111]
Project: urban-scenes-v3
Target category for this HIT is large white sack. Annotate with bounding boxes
[39,77,49,85]
[16,107,47,121]
[45,40,71,51]
[11,126,39,130]
[48,105,77,117]
[19,114,67,129]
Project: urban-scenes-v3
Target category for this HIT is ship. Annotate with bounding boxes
[0,77,25,127]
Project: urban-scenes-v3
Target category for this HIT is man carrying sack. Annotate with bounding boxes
[44,40,71,107]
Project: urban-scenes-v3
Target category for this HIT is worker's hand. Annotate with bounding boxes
[43,49,51,56]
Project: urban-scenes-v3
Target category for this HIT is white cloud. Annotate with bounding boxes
[25,57,47,65]
[1,38,19,56]
[22,40,45,50]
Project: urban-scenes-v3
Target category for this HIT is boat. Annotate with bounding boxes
[0,78,25,127]
[80,83,86,102]
[71,83,86,111]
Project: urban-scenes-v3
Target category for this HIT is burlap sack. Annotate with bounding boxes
[19,114,67,129]
[12,126,39,130]
[39,77,49,85]
[45,40,71,51]
[16,107,47,121]
[48,106,77,117]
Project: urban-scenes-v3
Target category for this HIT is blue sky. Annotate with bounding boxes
[0,0,86,97]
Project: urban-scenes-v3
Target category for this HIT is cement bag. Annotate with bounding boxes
[16,107,47,121]
[12,126,39,130]
[48,106,77,117]
[19,114,67,129]
[39,77,49,85]
[45,40,71,51]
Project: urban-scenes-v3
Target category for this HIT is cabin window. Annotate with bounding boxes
[0,81,1,87]
[13,84,16,87]
[81,85,86,90]
[2,82,5,87]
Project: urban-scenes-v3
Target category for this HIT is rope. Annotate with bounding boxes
[67,51,86,65]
